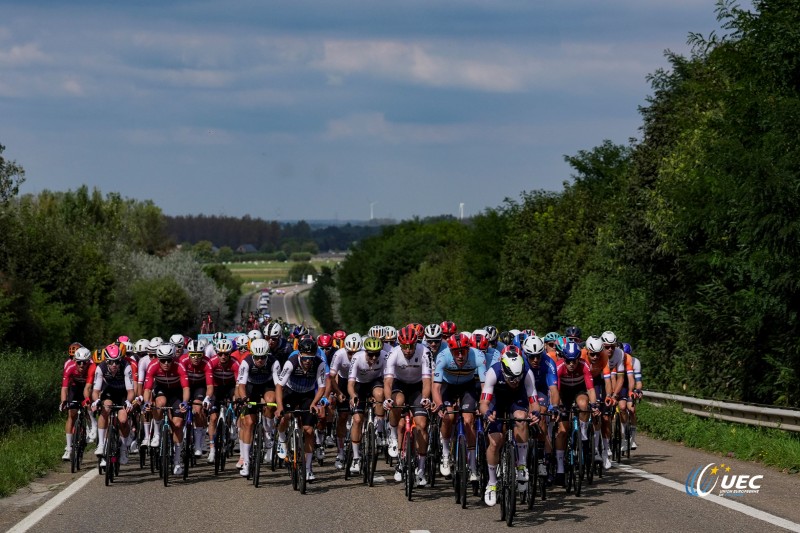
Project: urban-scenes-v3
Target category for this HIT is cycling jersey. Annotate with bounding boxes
[608,347,634,375]
[287,348,330,373]
[556,359,593,391]
[277,354,326,394]
[580,348,612,382]
[529,355,558,402]
[348,350,386,384]
[481,363,537,404]
[483,347,502,371]
[136,354,152,385]
[269,337,294,366]
[209,356,240,387]
[178,353,214,389]
[144,361,189,391]
[237,354,281,388]
[328,348,353,380]
[92,360,134,393]
[62,360,91,388]
[632,356,642,383]
[384,344,431,384]
[433,347,486,385]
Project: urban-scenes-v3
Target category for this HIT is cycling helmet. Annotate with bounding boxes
[522,336,545,358]
[543,331,560,343]
[150,336,164,346]
[68,342,83,358]
[585,336,603,353]
[212,332,225,342]
[298,337,317,354]
[265,322,283,338]
[120,341,134,356]
[383,325,397,342]
[74,347,92,363]
[499,331,514,346]
[368,325,384,339]
[103,344,122,361]
[250,338,269,357]
[513,332,528,348]
[117,335,130,343]
[412,323,425,340]
[293,325,309,337]
[601,331,617,345]
[509,329,521,337]
[344,333,362,352]
[362,336,384,353]
[235,334,249,351]
[500,352,525,382]
[484,325,499,343]
[565,325,582,339]
[248,329,263,341]
[397,325,418,346]
[471,333,489,351]
[332,329,347,345]
[562,341,582,361]
[447,332,471,353]
[622,342,632,355]
[156,343,175,361]
[521,328,535,337]
[317,333,333,349]
[424,323,443,341]
[147,339,160,354]
[216,338,233,354]
[135,339,150,353]
[92,348,105,364]
[440,320,457,337]
[169,333,185,347]
[501,344,522,356]
[185,339,199,352]
[197,338,209,351]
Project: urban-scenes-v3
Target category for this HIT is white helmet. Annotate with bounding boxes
[135,339,150,353]
[120,341,134,356]
[147,338,162,353]
[522,336,545,357]
[264,322,282,338]
[215,338,233,354]
[586,336,604,353]
[344,333,362,352]
[424,324,443,340]
[169,333,185,347]
[185,340,199,352]
[250,338,269,357]
[383,325,397,342]
[472,328,488,338]
[247,329,263,341]
[156,343,175,360]
[368,325,384,339]
[500,353,525,381]
[74,347,92,362]
[213,332,225,342]
[197,338,209,351]
[600,331,617,345]
[235,334,249,351]
[509,329,521,337]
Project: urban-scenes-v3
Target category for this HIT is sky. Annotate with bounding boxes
[0,0,725,222]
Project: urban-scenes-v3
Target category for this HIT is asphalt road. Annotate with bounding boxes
[2,434,799,533]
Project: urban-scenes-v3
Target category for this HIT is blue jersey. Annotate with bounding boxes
[530,356,558,393]
[288,348,330,374]
[484,347,502,371]
[434,347,486,385]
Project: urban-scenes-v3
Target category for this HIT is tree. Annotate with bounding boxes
[0,144,25,203]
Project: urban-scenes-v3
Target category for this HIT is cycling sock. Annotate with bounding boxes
[630,426,637,441]
[315,430,323,446]
[621,424,627,439]
[389,424,398,440]
[278,431,287,443]
[265,417,275,434]
[337,437,344,450]
[417,455,426,471]
[352,442,361,459]
[441,437,451,458]
[376,418,385,434]
[240,443,251,463]
[305,452,313,471]
[173,446,181,466]
[194,428,205,449]
[66,434,73,448]
[468,449,476,471]
[153,424,161,438]
[488,464,498,485]
[556,450,565,473]
[602,437,610,454]
[90,413,98,431]
[143,423,151,441]
[593,429,600,452]
[580,420,587,440]
[516,443,527,467]
[98,428,107,446]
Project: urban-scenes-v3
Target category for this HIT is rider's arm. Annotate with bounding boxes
[478,367,497,416]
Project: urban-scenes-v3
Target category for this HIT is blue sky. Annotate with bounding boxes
[1,0,724,221]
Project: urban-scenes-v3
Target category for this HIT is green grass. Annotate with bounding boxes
[637,401,800,473]
[222,258,342,289]
[0,420,66,497]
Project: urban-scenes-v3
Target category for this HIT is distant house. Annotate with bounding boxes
[236,244,258,253]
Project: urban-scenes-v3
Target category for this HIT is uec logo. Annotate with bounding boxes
[685,463,763,497]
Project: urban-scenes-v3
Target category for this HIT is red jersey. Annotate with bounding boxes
[62,360,91,388]
[177,353,214,388]
[556,359,594,390]
[231,349,249,364]
[208,356,240,387]
[144,361,189,390]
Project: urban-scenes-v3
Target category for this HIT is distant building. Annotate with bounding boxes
[236,244,258,253]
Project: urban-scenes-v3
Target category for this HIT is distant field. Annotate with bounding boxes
[220,257,343,290]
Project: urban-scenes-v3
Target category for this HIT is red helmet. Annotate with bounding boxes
[447,332,471,353]
[317,333,333,349]
[397,325,418,345]
[471,333,489,351]
[440,320,457,337]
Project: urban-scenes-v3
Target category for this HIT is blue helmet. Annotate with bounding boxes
[562,341,582,361]
[622,343,632,355]
[512,332,528,349]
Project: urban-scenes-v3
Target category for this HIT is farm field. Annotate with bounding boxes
[220,255,343,290]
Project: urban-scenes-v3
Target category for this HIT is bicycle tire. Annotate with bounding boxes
[625,419,632,459]
[458,434,468,508]
[475,431,487,497]
[404,427,415,501]
[182,426,192,481]
[104,428,114,486]
[70,414,82,474]
[344,438,353,480]
[565,429,575,494]
[162,428,171,487]
[253,421,263,488]
[527,437,537,509]
[367,422,378,487]
[575,431,584,497]
[427,421,439,488]
[214,416,225,475]
[150,433,158,475]
[298,425,307,494]
[586,424,595,486]
[499,444,507,522]
[76,415,87,472]
[504,439,517,527]
[612,411,622,463]
[269,427,278,472]
[290,422,299,490]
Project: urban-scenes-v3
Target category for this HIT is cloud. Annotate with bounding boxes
[62,78,84,96]
[323,112,475,144]
[0,42,49,66]
[123,127,234,146]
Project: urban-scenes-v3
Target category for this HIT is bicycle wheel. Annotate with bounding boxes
[104,429,114,486]
[427,420,439,488]
[475,431,487,497]
[182,428,192,481]
[253,421,264,488]
[343,438,353,480]
[298,425,307,494]
[504,440,517,527]
[612,411,621,463]
[527,437,537,509]
[270,426,279,472]
[162,429,171,487]
[586,424,595,486]
[70,414,82,474]
[458,434,468,508]
[214,417,225,475]
[565,431,575,494]
[367,422,378,487]
[575,431,584,497]
[625,419,632,459]
[404,428,415,501]
[499,445,507,522]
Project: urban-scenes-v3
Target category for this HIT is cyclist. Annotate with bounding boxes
[565,325,583,346]
[522,335,560,479]
[316,332,337,448]
[602,331,634,456]
[143,343,190,476]
[179,340,215,458]
[207,337,240,464]
[91,344,135,467]
[383,325,433,486]
[206,332,224,358]
[265,322,294,366]
[327,333,361,469]
[65,342,83,369]
[236,338,281,477]
[554,341,600,485]
[423,323,445,361]
[134,338,162,447]
[60,347,93,460]
[484,325,500,351]
[275,337,328,482]
[440,320,458,343]
[583,335,614,470]
[383,326,398,350]
[473,330,500,370]
[480,346,541,506]
[433,332,486,481]
[331,330,347,350]
[232,334,250,363]
[624,343,643,450]
[346,335,387,474]
[542,332,561,363]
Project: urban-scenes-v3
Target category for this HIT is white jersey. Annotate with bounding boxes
[608,347,626,373]
[482,367,537,400]
[236,359,281,386]
[137,354,153,384]
[384,344,431,384]
[329,348,353,379]
[204,344,217,359]
[348,350,386,383]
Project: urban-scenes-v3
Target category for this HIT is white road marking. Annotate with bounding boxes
[7,469,97,533]
[615,463,800,532]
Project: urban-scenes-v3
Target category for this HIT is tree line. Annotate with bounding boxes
[311,1,800,407]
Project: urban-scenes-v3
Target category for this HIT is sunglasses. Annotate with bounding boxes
[565,359,579,365]
[300,356,315,362]
[603,345,615,350]
[589,352,600,357]
[366,351,381,358]
[545,342,556,347]
[400,343,415,350]
[253,355,267,361]
[107,360,121,366]
[158,358,173,363]
[75,361,87,366]
[527,353,542,359]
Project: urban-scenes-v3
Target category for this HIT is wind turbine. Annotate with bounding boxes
[370,201,378,221]
[459,202,464,220]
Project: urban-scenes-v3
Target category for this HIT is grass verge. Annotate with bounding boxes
[637,401,800,473]
[0,420,66,497]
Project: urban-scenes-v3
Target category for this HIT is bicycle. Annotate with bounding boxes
[342,411,355,480]
[440,405,470,509]
[155,406,176,487]
[67,402,89,474]
[245,401,276,488]
[473,414,488,499]
[98,405,125,487]
[523,413,552,509]
[181,407,195,481]
[390,404,418,501]
[212,399,237,475]
[357,399,380,487]
[565,403,593,497]
[285,409,313,494]
[494,415,529,527]
[425,411,441,488]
